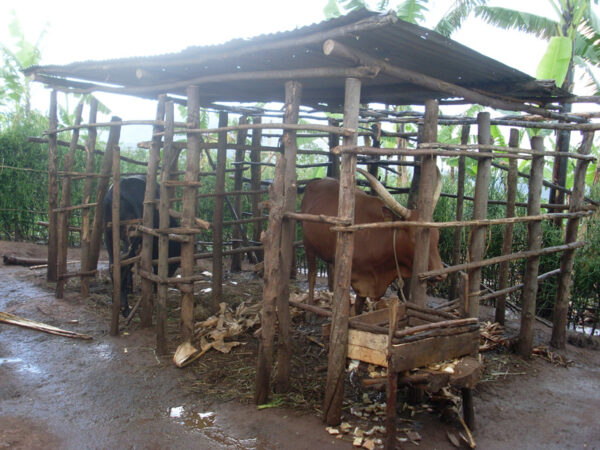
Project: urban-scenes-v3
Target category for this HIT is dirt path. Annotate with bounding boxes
[1,240,599,449]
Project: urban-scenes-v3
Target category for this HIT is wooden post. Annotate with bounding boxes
[327,118,340,179]
[385,298,399,449]
[80,97,98,296]
[140,96,165,327]
[551,132,594,348]
[56,101,83,298]
[88,117,121,271]
[275,81,301,393]
[110,145,121,336]
[467,112,492,319]
[495,129,520,325]
[212,112,228,307]
[181,87,202,343]
[251,116,264,261]
[406,124,424,211]
[156,101,174,354]
[517,136,545,356]
[409,99,439,307]
[47,90,59,282]
[323,77,361,426]
[449,125,469,300]
[231,116,248,272]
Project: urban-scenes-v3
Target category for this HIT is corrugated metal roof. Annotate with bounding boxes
[24,9,569,109]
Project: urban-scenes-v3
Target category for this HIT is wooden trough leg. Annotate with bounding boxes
[462,388,475,430]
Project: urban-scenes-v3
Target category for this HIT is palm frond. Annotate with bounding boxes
[473,6,559,40]
[395,0,430,24]
[434,0,489,37]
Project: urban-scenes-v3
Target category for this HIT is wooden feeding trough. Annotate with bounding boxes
[323,298,481,446]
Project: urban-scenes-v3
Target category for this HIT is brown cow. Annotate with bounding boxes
[300,168,445,314]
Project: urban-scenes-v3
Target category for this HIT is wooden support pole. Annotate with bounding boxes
[110,145,121,336]
[156,101,174,354]
[212,112,228,306]
[467,112,492,319]
[256,157,286,405]
[409,99,438,307]
[496,129,520,325]
[324,77,361,426]
[88,117,121,271]
[56,101,83,298]
[275,81,302,393]
[47,90,59,282]
[449,125,469,300]
[328,118,341,179]
[140,95,165,327]
[517,136,545,357]
[80,97,98,297]
[551,132,595,348]
[231,116,248,272]
[251,116,264,261]
[385,298,399,449]
[181,87,202,344]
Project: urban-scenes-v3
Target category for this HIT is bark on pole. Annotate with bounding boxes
[47,90,59,282]
[275,80,302,393]
[110,145,121,336]
[496,129,520,325]
[327,118,341,179]
[323,77,361,426]
[212,112,228,308]
[80,97,98,297]
[250,116,264,261]
[517,136,545,357]
[409,99,438,307]
[256,156,286,405]
[467,112,492,319]
[449,125,469,301]
[181,87,202,343]
[551,132,594,348]
[231,116,248,272]
[88,117,121,270]
[156,101,174,354]
[140,95,165,327]
[56,101,83,298]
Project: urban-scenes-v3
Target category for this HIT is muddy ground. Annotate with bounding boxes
[0,240,599,449]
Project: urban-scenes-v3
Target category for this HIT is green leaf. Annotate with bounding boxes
[536,36,573,87]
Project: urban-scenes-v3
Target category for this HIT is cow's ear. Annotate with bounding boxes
[381,206,395,222]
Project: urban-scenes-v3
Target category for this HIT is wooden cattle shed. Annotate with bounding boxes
[25,9,598,444]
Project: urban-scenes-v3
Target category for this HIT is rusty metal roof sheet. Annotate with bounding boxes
[24,9,569,109]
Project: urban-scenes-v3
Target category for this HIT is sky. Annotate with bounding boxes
[1,0,597,142]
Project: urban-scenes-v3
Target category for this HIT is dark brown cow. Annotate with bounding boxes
[300,168,445,314]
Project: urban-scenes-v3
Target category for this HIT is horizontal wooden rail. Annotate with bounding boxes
[333,145,530,160]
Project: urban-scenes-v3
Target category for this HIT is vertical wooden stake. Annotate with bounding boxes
[56,101,84,298]
[251,116,264,261]
[212,112,228,309]
[324,77,361,426]
[467,112,492,319]
[231,116,248,272]
[110,145,121,336]
[327,118,340,179]
[449,125,469,300]
[275,80,302,393]
[88,117,121,271]
[385,297,399,449]
[551,132,594,348]
[47,90,59,282]
[496,129,520,325]
[181,88,202,343]
[140,96,166,328]
[409,99,439,307]
[156,101,174,354]
[517,136,545,356]
[80,97,98,297]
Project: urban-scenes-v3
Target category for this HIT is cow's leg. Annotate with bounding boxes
[354,295,366,316]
